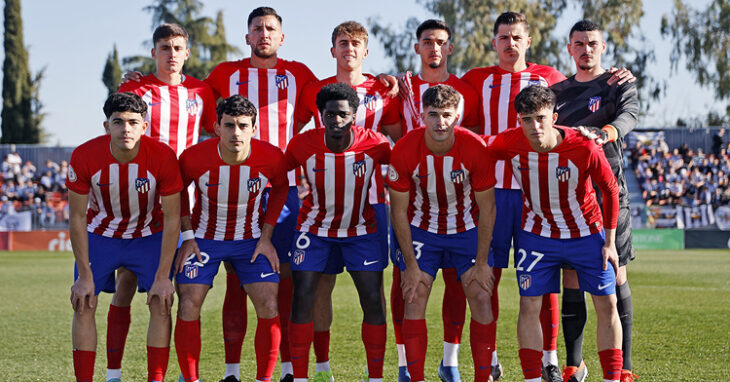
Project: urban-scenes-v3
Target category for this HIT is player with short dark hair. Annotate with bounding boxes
[388,84,498,382]
[487,85,623,382]
[551,19,639,382]
[173,95,289,382]
[285,83,391,382]
[68,92,182,382]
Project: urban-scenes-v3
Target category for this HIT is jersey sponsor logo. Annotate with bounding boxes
[556,166,571,182]
[517,167,530,171]
[363,94,377,111]
[352,160,367,178]
[96,182,113,187]
[205,182,219,187]
[275,74,289,90]
[488,84,501,88]
[247,177,262,193]
[135,177,150,193]
[68,165,77,182]
[236,80,250,85]
[292,249,305,265]
[588,96,602,112]
[185,99,199,115]
[387,165,399,182]
[416,173,430,178]
[450,169,465,184]
[519,274,532,290]
[312,168,326,173]
[149,102,161,106]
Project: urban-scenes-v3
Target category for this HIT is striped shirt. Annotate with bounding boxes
[400,74,480,134]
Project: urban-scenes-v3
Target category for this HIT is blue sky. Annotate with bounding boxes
[1,0,723,145]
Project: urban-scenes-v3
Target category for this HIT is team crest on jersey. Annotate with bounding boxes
[275,74,289,89]
[186,99,199,115]
[450,169,465,184]
[292,249,305,265]
[556,167,571,182]
[588,96,602,112]
[135,178,150,193]
[519,274,532,290]
[247,177,262,193]
[527,79,542,87]
[363,94,377,111]
[352,160,367,178]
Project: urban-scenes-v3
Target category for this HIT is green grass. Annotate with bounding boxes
[0,250,728,381]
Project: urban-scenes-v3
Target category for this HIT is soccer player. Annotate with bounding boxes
[293,21,401,380]
[486,85,623,382]
[173,95,289,382]
[550,20,639,382]
[284,83,390,382]
[108,23,217,382]
[68,92,182,382]
[388,84,497,382]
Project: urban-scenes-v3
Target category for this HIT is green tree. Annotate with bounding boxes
[102,44,122,96]
[1,0,40,143]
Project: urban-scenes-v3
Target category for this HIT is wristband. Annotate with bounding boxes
[181,230,195,241]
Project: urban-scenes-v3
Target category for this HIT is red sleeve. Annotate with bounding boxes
[283,136,303,171]
[156,144,183,196]
[204,63,227,99]
[178,149,195,217]
[261,147,289,226]
[587,144,619,229]
[546,68,567,86]
[66,147,91,194]
[294,82,317,125]
[386,138,412,192]
[380,91,402,125]
[460,85,481,127]
[117,81,144,96]
[483,133,508,161]
[200,86,218,136]
[467,138,495,192]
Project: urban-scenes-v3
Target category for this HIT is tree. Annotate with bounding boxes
[1,0,40,143]
[102,44,122,96]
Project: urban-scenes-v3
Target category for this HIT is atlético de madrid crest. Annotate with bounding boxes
[588,96,601,112]
[363,94,377,111]
[247,177,261,193]
[519,274,532,290]
[186,99,199,115]
[450,169,465,184]
[135,177,150,193]
[352,160,366,178]
[556,166,571,182]
[275,74,289,90]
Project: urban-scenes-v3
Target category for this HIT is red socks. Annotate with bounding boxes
[146,346,169,382]
[255,316,281,381]
[403,318,428,381]
[518,348,543,379]
[288,321,313,378]
[278,277,293,363]
[73,349,95,382]
[390,267,405,345]
[175,317,201,381]
[362,323,387,379]
[441,267,466,344]
[222,272,247,364]
[470,319,496,380]
[540,293,559,352]
[598,348,623,381]
[313,330,330,363]
[106,304,131,370]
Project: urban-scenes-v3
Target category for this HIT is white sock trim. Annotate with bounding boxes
[281,361,293,376]
[315,361,330,372]
[397,344,407,367]
[542,350,558,367]
[225,363,240,379]
[106,369,122,381]
[442,341,460,367]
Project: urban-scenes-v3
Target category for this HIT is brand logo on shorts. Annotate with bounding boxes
[275,74,289,90]
[247,177,261,193]
[556,167,571,182]
[588,96,602,113]
[184,264,198,279]
[352,160,367,178]
[186,99,199,115]
[519,274,532,290]
[135,177,150,193]
[450,169,465,184]
[363,94,377,111]
[292,249,305,265]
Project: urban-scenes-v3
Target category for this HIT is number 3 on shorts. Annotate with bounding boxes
[296,232,311,249]
[516,248,544,272]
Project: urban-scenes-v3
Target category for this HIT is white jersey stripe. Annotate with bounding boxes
[568,160,591,236]
[340,152,355,231]
[176,87,189,157]
[234,166,251,240]
[546,153,569,238]
[195,171,210,239]
[442,157,457,234]
[159,87,171,146]
[215,166,230,241]
[266,71,280,148]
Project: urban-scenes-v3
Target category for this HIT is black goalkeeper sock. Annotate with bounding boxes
[562,287,587,367]
[616,281,633,370]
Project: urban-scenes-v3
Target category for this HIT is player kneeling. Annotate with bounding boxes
[388,84,498,382]
[68,92,182,382]
[173,95,289,382]
[486,86,623,382]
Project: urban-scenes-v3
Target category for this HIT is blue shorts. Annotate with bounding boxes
[76,232,164,295]
[176,237,279,286]
[390,225,456,270]
[488,188,523,268]
[290,231,385,273]
[322,203,389,274]
[515,230,616,296]
[263,186,300,263]
[396,226,477,280]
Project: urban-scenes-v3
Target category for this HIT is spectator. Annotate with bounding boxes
[713,128,726,157]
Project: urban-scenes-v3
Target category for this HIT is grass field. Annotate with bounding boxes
[0,250,728,381]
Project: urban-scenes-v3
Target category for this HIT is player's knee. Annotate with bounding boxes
[593,294,618,321]
[360,289,385,322]
[519,296,542,316]
[616,265,628,285]
[177,293,203,320]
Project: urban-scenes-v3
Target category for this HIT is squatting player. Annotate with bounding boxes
[550,20,639,382]
[388,84,498,382]
[486,86,624,382]
[173,95,289,382]
[68,92,182,382]
[284,83,391,382]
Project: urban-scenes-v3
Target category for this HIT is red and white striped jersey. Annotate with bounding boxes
[387,127,495,235]
[119,74,217,157]
[461,64,566,189]
[485,127,619,239]
[295,74,401,205]
[284,126,390,237]
[179,138,288,241]
[66,135,182,238]
[400,74,480,134]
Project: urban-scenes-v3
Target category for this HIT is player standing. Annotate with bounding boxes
[285,83,391,382]
[68,92,182,382]
[487,85,623,382]
[173,95,289,382]
[388,84,497,382]
[550,20,639,382]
